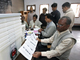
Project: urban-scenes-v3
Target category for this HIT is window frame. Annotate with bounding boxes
[71,3,80,18]
[39,4,49,15]
[27,5,36,12]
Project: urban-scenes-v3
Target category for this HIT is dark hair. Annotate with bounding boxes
[43,8,47,11]
[62,2,71,8]
[61,16,71,25]
[33,14,38,18]
[45,14,53,20]
[51,3,57,7]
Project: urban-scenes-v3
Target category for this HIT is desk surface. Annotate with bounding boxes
[16,54,27,60]
[16,54,34,60]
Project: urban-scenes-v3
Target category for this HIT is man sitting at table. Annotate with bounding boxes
[29,14,42,28]
[36,14,56,51]
[33,16,76,60]
[38,14,56,38]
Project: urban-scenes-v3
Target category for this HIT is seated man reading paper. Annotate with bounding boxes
[33,16,76,60]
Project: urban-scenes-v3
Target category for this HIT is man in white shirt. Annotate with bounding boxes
[33,16,76,60]
[62,2,75,32]
[29,14,42,28]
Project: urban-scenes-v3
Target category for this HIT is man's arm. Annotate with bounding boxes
[55,11,60,24]
[27,13,29,24]
[41,38,75,59]
[29,21,32,28]
[39,14,41,21]
[37,34,55,43]
[41,26,56,37]
[65,13,75,28]
[37,21,42,28]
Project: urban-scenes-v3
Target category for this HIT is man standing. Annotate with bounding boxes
[51,3,60,26]
[39,8,47,29]
[27,7,36,24]
[33,16,76,60]
[62,2,75,32]
[21,7,36,29]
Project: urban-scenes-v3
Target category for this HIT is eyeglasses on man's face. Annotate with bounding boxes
[57,23,63,27]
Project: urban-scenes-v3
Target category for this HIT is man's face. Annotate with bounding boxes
[57,18,69,32]
[52,7,56,11]
[43,9,46,14]
[45,16,50,23]
[62,7,67,13]
[33,17,37,21]
[30,7,33,12]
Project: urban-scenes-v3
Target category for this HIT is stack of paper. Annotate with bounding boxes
[18,33,38,60]
[33,28,40,34]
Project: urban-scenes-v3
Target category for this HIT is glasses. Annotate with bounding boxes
[57,23,63,27]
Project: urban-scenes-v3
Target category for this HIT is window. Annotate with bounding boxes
[27,5,36,12]
[40,4,49,14]
[71,4,80,17]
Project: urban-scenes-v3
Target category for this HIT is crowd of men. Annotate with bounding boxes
[21,2,76,60]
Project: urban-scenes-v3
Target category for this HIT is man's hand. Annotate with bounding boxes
[33,52,41,58]
[20,15,25,20]
[33,25,35,28]
[38,28,43,33]
[36,38,41,42]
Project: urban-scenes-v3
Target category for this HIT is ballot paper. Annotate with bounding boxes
[18,33,38,60]
[26,32,38,40]
[33,28,40,34]
[34,27,40,31]
[18,44,32,60]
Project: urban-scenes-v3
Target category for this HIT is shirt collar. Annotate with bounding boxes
[66,8,73,13]
[43,13,46,15]
[57,29,70,36]
[47,21,52,25]
[33,20,37,23]
[53,10,57,12]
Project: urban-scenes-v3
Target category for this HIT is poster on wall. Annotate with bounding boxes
[0,0,24,13]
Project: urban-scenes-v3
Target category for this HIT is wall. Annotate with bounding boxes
[0,0,24,13]
[0,0,12,13]
[69,0,80,24]
[24,0,80,24]
[12,0,24,13]
[0,13,23,60]
[24,0,69,16]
